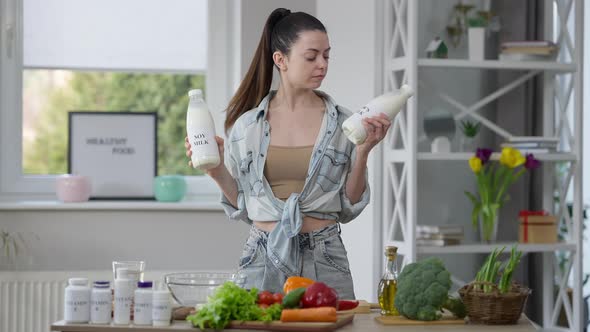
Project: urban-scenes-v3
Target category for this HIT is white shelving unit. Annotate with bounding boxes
[382,1,583,331]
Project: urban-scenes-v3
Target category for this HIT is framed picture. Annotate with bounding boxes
[68,112,158,200]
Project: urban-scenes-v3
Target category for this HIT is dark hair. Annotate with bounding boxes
[224,8,327,133]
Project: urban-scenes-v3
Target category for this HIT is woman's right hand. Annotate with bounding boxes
[185,135,226,178]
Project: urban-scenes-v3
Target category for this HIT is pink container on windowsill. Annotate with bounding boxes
[55,174,92,203]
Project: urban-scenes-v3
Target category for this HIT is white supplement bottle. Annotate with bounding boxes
[152,290,172,326]
[113,272,134,325]
[64,277,91,323]
[342,84,414,145]
[186,89,221,170]
[90,281,111,324]
[133,281,153,325]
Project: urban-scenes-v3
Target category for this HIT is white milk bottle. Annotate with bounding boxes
[186,89,221,169]
[342,84,414,145]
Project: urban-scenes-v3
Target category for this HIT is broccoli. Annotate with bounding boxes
[394,257,466,321]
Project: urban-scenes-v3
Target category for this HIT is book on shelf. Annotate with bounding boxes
[416,225,464,235]
[417,233,464,241]
[501,46,557,55]
[508,136,559,143]
[501,40,556,48]
[416,238,461,246]
[502,136,559,154]
[500,148,554,154]
[507,148,552,154]
[499,53,556,62]
[501,142,557,149]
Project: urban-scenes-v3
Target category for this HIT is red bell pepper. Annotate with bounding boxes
[337,300,359,311]
[301,282,339,308]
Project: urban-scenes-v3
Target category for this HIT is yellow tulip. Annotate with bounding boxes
[469,156,483,173]
[500,147,525,168]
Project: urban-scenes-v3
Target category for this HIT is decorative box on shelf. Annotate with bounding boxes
[518,210,558,244]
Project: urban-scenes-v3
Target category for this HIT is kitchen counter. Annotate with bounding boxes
[52,312,536,332]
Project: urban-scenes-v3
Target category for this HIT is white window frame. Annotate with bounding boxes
[0,0,237,202]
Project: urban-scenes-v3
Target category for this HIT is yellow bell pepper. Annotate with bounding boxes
[283,276,315,294]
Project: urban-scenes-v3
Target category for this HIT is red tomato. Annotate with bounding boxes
[258,303,269,309]
[271,292,284,304]
[258,291,274,305]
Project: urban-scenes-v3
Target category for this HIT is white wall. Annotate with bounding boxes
[0,210,249,271]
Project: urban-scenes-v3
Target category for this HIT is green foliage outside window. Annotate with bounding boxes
[23,71,206,176]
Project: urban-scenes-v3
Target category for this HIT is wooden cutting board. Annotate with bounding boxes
[336,300,371,314]
[51,315,354,332]
[375,311,466,325]
[228,314,354,332]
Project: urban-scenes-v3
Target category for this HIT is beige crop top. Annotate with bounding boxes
[264,145,314,200]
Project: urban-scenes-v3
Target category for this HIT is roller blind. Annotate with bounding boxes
[23,0,207,72]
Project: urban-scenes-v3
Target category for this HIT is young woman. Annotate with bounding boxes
[185,8,390,299]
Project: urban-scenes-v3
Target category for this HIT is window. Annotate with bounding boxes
[1,0,230,200]
[22,70,205,176]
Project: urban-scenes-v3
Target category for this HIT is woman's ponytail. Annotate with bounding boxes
[224,8,291,133]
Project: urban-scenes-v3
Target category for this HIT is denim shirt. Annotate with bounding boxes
[220,90,370,276]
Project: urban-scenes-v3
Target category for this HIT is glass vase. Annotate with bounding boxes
[479,213,499,243]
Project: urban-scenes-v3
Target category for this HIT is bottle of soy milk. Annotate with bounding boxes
[186,89,221,169]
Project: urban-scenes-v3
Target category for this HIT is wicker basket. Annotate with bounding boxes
[458,281,531,325]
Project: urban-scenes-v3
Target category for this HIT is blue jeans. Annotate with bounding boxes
[237,223,356,300]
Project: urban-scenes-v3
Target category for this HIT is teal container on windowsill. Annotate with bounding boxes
[154,175,187,202]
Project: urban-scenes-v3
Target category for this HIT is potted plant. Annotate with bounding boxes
[467,15,487,60]
[459,120,480,152]
[465,8,501,60]
[0,228,38,269]
[459,245,531,324]
[445,1,474,48]
[464,148,540,242]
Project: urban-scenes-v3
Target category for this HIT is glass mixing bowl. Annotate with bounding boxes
[164,272,245,306]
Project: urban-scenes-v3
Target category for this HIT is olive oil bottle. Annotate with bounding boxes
[377,246,399,316]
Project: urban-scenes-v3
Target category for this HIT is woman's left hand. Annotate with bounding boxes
[356,113,391,158]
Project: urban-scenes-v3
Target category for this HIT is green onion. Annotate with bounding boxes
[474,245,522,293]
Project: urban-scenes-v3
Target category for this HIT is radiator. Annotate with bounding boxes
[0,271,173,332]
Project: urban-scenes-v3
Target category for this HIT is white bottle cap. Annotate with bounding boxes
[68,277,88,286]
[152,290,170,302]
[188,89,203,98]
[399,84,414,97]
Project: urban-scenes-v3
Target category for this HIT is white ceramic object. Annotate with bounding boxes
[468,27,485,61]
[431,136,451,153]
[55,175,91,202]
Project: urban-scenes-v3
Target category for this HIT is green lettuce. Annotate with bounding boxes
[186,281,282,330]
